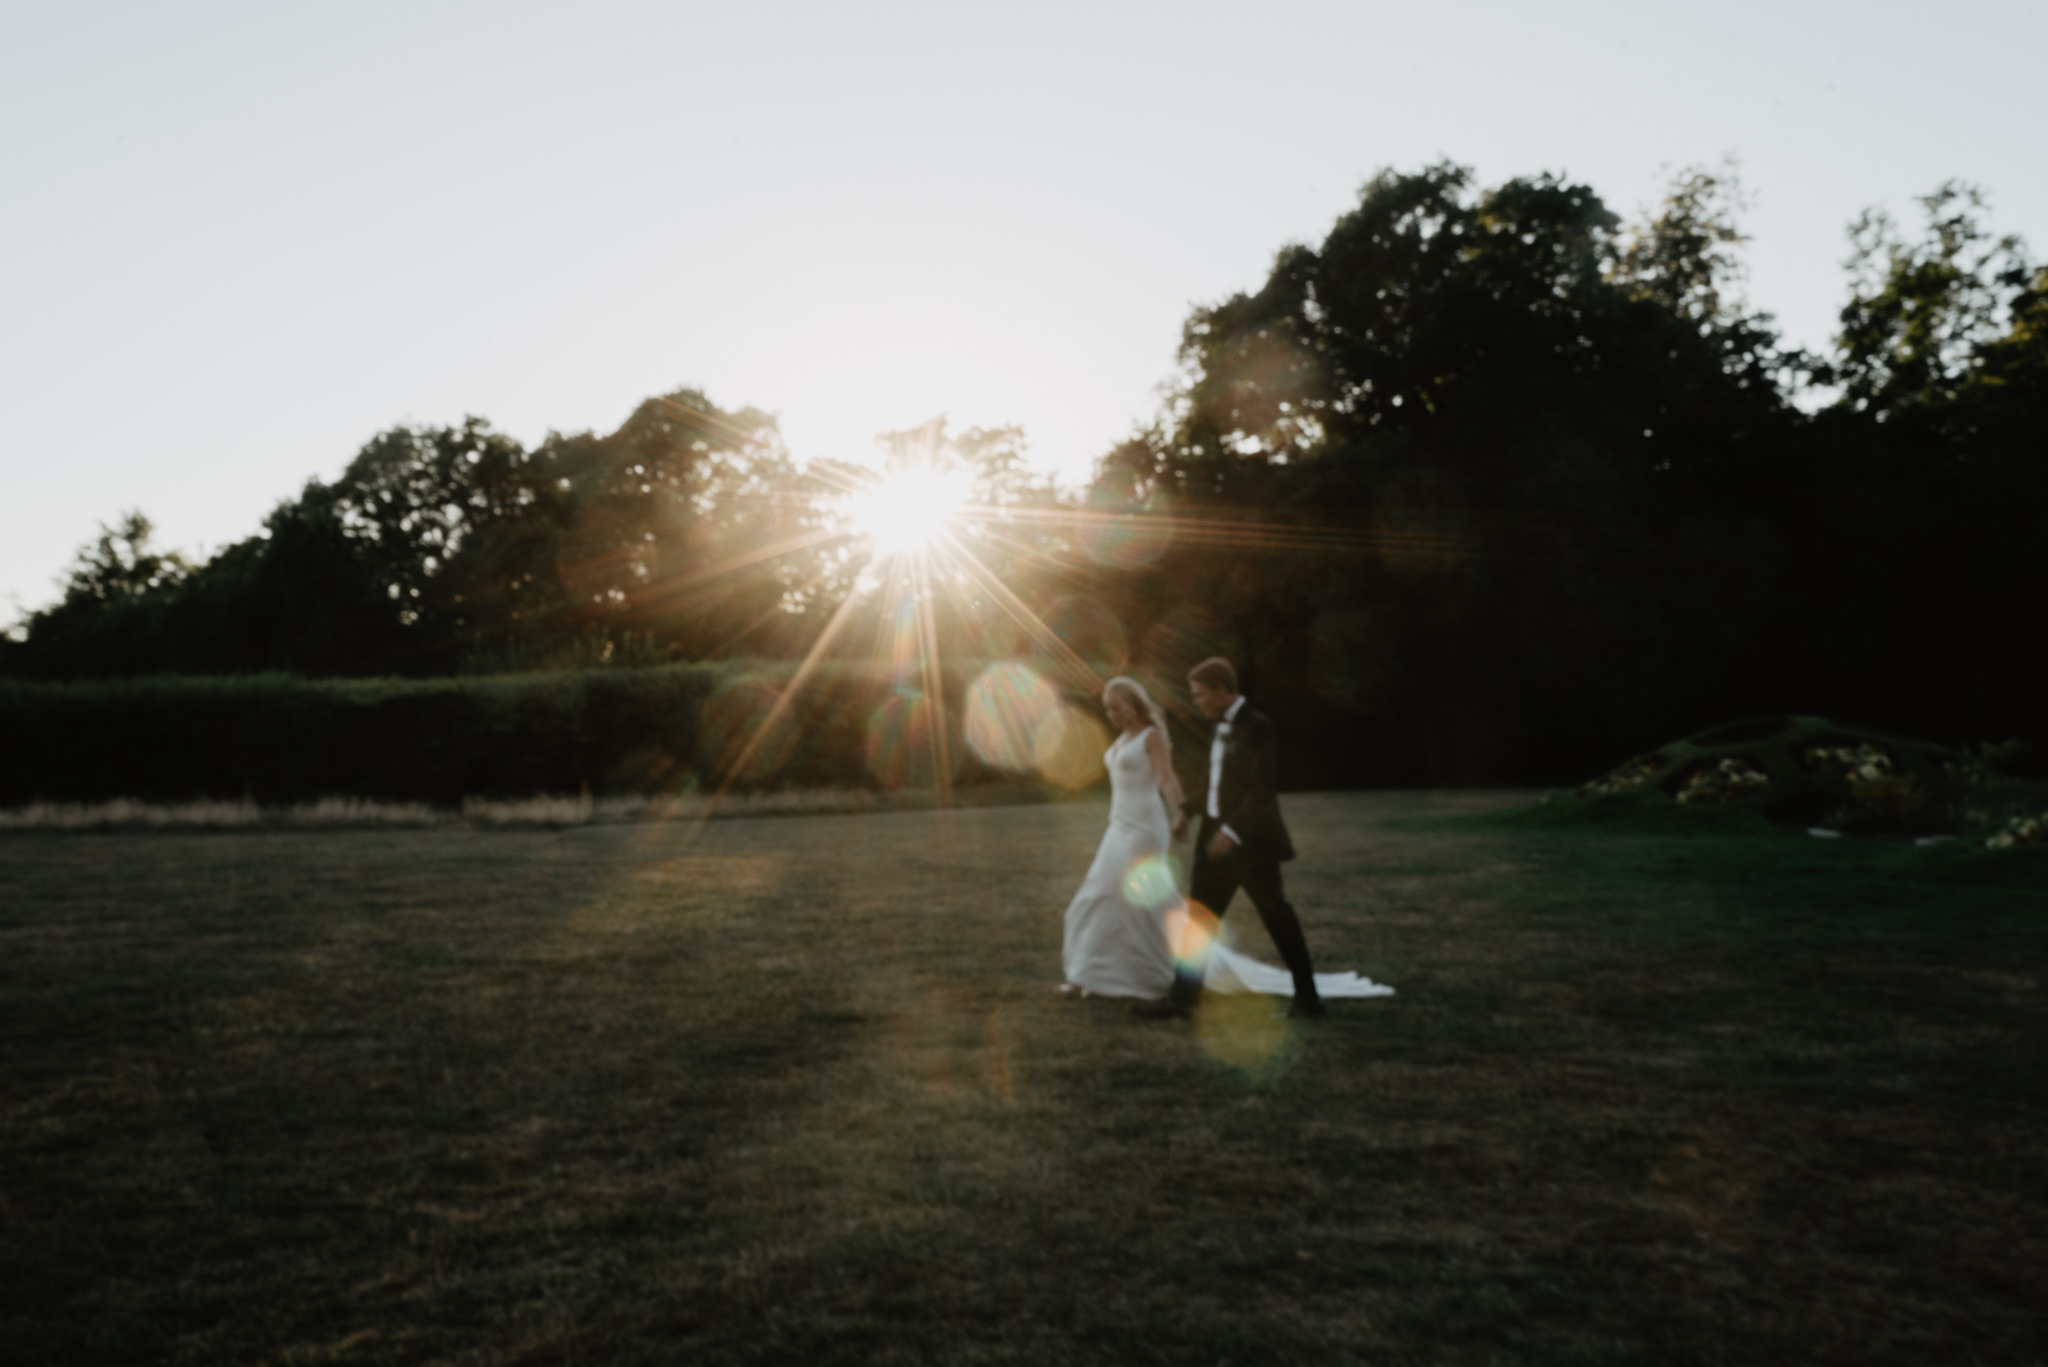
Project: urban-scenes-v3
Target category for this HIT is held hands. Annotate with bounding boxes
[1170,812,1189,839]
[1206,829,1238,860]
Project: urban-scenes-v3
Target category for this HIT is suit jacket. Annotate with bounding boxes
[1184,701,1296,864]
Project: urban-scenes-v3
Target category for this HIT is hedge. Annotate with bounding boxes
[0,660,1050,805]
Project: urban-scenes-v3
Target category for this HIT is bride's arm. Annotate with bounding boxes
[1147,729,1186,825]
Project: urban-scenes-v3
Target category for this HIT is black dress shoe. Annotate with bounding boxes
[1283,996,1327,1021]
[1131,997,1192,1020]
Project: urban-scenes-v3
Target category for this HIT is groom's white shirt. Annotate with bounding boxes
[1208,695,1246,845]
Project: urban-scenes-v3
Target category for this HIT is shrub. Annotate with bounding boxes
[1985,812,2048,850]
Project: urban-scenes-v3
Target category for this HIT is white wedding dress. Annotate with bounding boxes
[1060,725,1395,1002]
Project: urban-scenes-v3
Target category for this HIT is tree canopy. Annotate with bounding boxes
[1084,163,2039,781]
[6,163,2040,785]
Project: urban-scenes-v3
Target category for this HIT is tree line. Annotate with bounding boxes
[6,164,2041,784]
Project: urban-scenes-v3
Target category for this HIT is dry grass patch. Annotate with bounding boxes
[0,794,436,830]
[0,786,919,832]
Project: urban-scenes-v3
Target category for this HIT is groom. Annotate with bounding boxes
[1137,656,1325,1021]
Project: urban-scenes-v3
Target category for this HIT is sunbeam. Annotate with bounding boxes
[638,429,1785,823]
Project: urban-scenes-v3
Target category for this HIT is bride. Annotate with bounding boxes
[1058,677,1185,998]
[1058,676,1395,1004]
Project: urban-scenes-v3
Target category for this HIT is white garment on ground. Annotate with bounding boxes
[1202,940,1395,998]
[1060,725,1396,1001]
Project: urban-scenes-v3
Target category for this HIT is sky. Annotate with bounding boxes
[3,0,2042,623]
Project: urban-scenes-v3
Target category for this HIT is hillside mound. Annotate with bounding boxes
[1571,715,1965,833]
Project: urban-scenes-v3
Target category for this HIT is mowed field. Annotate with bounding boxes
[2,793,2044,1366]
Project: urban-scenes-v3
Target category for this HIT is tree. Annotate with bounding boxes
[1089,163,1808,782]
[62,511,193,604]
[4,512,194,677]
[1,388,834,679]
[1834,181,2032,420]
[1970,264,2048,405]
[313,389,810,670]
[1610,161,1752,326]
[551,389,816,662]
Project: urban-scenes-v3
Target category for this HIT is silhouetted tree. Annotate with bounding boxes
[2,513,195,676]
[8,166,2039,788]
[5,390,830,678]
[1835,182,2032,421]
[1787,185,2043,742]
[1092,163,1809,781]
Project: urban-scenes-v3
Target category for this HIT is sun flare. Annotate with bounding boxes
[848,467,967,558]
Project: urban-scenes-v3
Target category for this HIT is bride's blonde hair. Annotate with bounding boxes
[1103,676,1170,748]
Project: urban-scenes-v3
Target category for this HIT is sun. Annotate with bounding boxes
[848,467,968,558]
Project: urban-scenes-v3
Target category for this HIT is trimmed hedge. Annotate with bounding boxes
[0,661,1042,805]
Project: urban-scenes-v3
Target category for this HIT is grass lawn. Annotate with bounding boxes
[2,791,2043,1366]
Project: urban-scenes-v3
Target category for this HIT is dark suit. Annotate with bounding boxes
[1171,700,1320,1008]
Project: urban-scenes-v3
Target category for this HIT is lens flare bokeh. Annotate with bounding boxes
[664,421,1442,826]
[1120,852,1184,912]
[1166,905,1299,1075]
[1031,706,1109,790]
[1164,901,1217,966]
[1195,990,1297,1075]
[962,662,1060,772]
